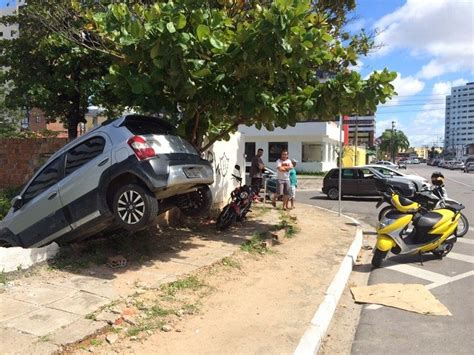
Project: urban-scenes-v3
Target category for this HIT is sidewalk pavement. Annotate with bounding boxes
[0,203,361,354]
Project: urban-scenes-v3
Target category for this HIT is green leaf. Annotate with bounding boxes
[209,36,224,49]
[196,24,210,41]
[192,68,212,78]
[175,14,187,30]
[150,43,160,59]
[322,33,333,42]
[303,99,313,110]
[166,22,176,33]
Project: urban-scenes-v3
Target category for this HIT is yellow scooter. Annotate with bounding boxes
[372,190,463,268]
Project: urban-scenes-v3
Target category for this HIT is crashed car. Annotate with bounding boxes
[0,115,214,248]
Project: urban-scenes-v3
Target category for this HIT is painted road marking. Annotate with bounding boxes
[445,176,472,188]
[457,238,474,245]
[446,252,474,264]
[385,263,451,283]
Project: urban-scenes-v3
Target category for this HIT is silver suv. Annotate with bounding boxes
[0,115,214,248]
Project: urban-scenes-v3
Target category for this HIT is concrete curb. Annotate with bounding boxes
[294,206,363,355]
[0,243,59,272]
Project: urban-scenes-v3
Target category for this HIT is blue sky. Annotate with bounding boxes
[0,0,13,8]
[2,0,473,147]
[350,0,474,147]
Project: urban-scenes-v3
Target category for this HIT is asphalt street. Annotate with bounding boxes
[299,164,474,355]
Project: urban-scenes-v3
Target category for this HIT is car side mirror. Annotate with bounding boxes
[234,164,241,171]
[12,195,23,210]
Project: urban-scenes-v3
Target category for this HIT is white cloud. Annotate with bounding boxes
[373,0,474,79]
[409,78,467,146]
[349,59,364,73]
[379,72,424,106]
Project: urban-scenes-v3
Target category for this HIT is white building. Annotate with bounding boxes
[0,1,25,40]
[239,121,341,172]
[444,82,474,158]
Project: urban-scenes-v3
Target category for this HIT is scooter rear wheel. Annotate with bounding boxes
[371,249,388,268]
[431,241,454,258]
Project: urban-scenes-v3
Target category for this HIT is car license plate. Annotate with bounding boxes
[184,167,202,178]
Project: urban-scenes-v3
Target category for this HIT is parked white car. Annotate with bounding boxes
[363,165,429,186]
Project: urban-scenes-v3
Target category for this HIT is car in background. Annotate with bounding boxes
[464,162,474,173]
[376,160,406,170]
[322,167,424,200]
[0,115,214,248]
[362,165,429,186]
[450,161,465,170]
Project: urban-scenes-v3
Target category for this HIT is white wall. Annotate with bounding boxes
[239,122,340,172]
[204,132,245,208]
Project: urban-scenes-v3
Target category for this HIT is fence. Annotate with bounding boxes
[0,138,68,189]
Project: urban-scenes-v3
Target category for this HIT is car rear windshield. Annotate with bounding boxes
[123,117,174,135]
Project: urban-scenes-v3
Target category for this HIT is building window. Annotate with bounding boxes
[0,32,3,38]
[268,142,288,162]
[35,115,41,123]
[244,142,256,162]
[11,30,17,37]
[302,142,322,162]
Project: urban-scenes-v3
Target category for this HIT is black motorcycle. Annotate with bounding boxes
[216,165,258,231]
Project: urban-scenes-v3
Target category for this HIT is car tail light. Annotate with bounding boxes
[127,136,156,160]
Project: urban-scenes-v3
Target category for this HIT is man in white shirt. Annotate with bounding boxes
[272,149,293,210]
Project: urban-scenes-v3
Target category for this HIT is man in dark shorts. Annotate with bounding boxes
[249,148,265,195]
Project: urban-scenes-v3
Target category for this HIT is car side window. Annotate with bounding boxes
[23,157,63,204]
[65,137,106,176]
[342,169,355,179]
[359,169,374,179]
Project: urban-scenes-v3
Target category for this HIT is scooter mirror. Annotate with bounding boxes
[235,165,241,171]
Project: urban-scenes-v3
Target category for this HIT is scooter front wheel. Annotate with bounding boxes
[378,206,393,221]
[371,249,388,268]
[455,212,469,238]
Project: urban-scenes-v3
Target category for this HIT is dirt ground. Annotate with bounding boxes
[64,205,357,355]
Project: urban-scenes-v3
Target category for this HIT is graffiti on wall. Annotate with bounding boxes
[205,150,229,178]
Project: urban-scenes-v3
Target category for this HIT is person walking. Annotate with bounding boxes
[272,149,293,210]
[249,148,265,196]
[286,159,298,209]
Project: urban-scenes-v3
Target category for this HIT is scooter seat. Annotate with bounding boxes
[415,212,442,229]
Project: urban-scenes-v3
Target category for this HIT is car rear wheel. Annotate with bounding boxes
[112,184,158,231]
[327,187,339,200]
[178,185,213,217]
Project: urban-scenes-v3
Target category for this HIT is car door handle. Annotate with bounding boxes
[48,193,57,200]
[98,158,109,167]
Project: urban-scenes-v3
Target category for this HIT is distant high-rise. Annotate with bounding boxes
[444,82,474,157]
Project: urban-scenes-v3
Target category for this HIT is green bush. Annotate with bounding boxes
[0,187,22,219]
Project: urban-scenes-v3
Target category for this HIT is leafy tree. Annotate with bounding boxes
[0,0,123,140]
[32,0,396,150]
[378,129,409,160]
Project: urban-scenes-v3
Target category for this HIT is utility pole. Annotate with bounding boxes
[354,115,359,166]
[390,121,395,163]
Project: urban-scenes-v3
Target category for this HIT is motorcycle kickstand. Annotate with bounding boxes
[418,251,424,266]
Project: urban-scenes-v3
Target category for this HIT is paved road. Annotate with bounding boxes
[299,164,474,355]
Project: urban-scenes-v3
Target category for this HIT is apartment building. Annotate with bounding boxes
[444,82,474,158]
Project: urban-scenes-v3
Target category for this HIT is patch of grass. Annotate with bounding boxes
[126,320,163,337]
[148,304,173,317]
[297,171,327,176]
[181,302,200,315]
[161,275,205,296]
[90,338,103,346]
[37,335,51,343]
[0,186,22,220]
[221,257,241,269]
[240,233,269,254]
[0,270,8,285]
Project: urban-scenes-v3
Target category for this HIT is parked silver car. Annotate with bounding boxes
[0,115,214,248]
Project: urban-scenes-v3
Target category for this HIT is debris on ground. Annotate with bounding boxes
[350,283,452,316]
[107,255,128,268]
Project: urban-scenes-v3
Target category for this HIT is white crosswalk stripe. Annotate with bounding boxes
[457,238,474,245]
[385,263,451,283]
[446,252,474,264]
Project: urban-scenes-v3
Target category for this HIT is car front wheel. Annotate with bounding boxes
[327,187,339,200]
[112,184,158,231]
[178,185,213,217]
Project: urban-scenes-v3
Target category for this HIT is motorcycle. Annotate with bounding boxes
[372,186,464,268]
[377,188,469,237]
[216,165,258,231]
